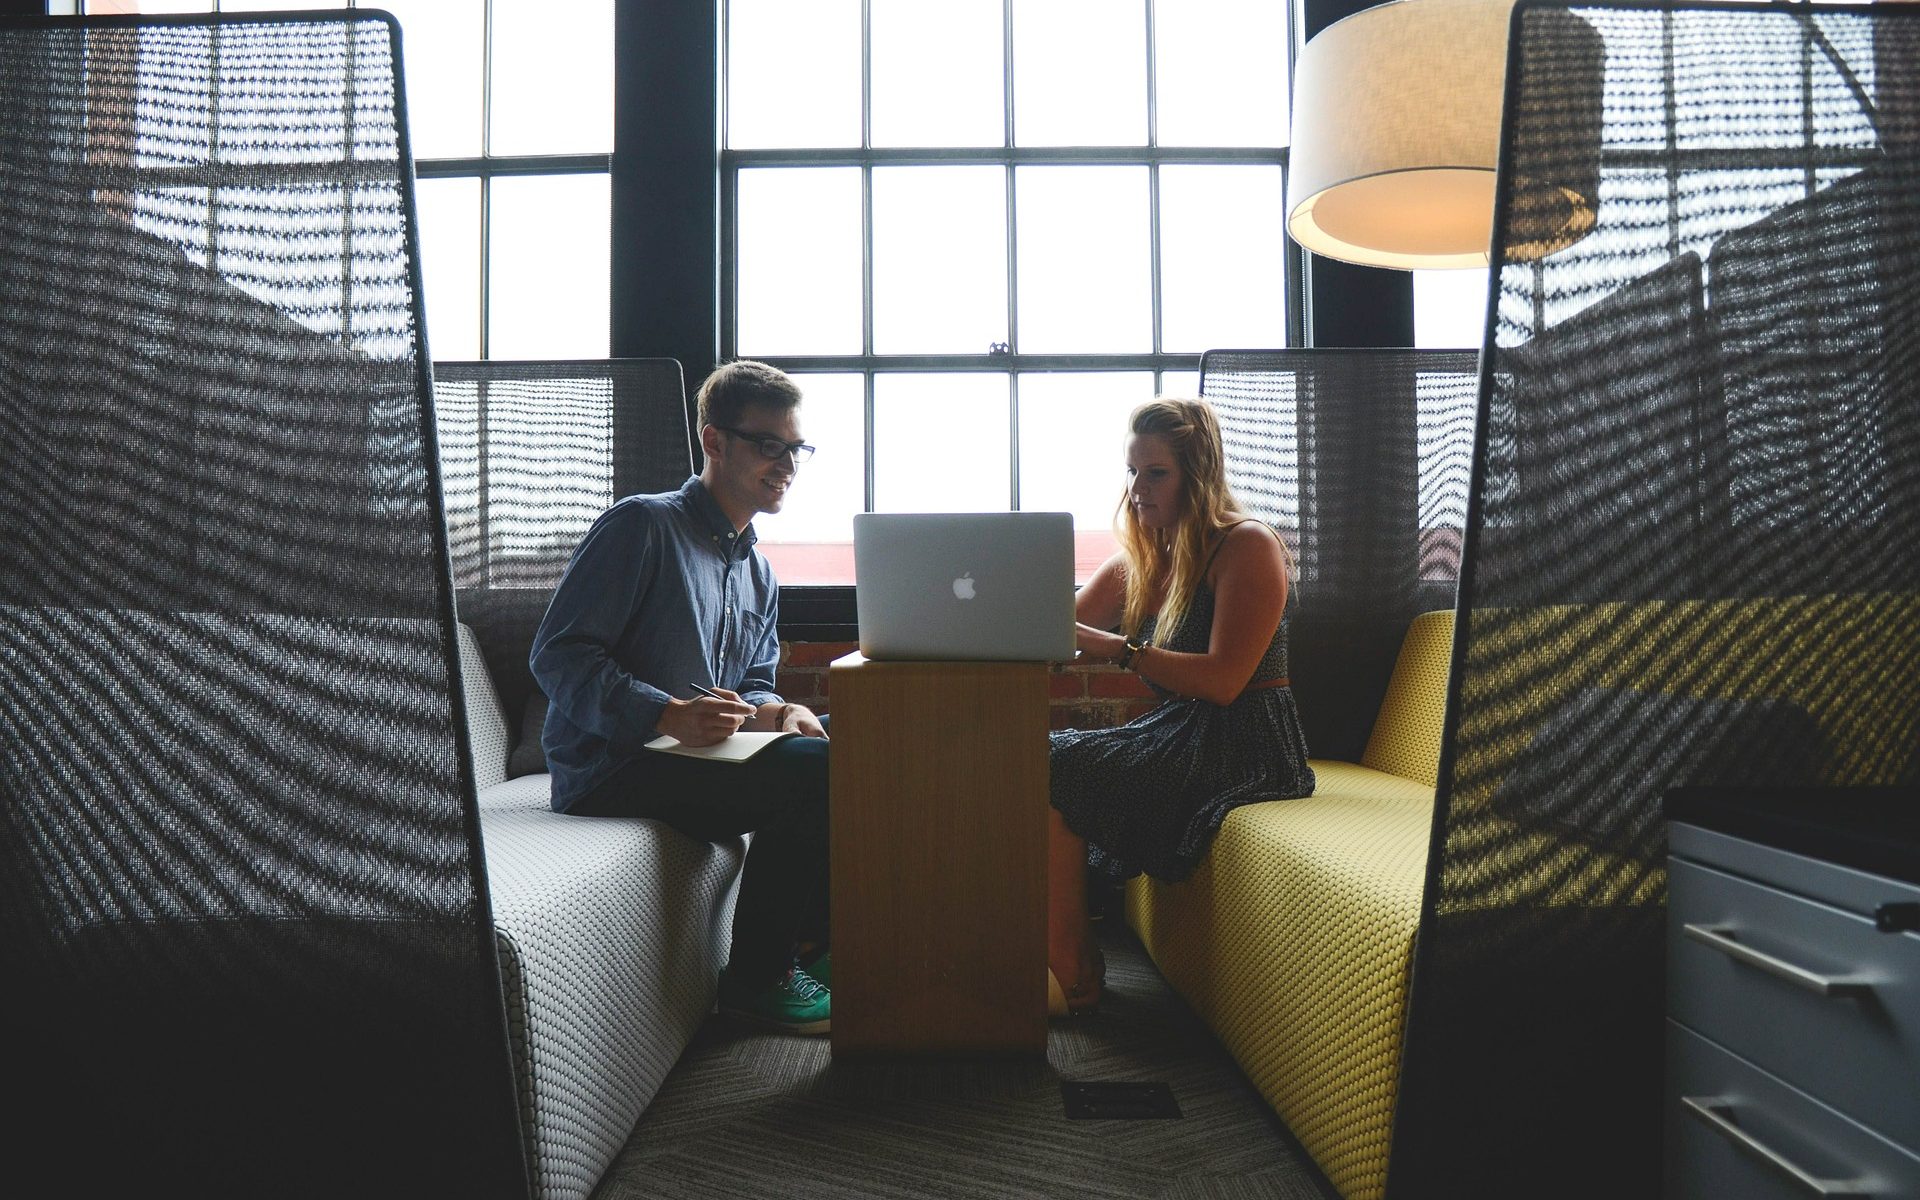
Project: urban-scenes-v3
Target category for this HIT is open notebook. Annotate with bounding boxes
[644,730,796,763]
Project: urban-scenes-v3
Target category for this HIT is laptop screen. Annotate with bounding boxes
[852,512,1076,662]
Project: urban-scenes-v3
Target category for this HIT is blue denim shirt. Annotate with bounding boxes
[530,477,782,811]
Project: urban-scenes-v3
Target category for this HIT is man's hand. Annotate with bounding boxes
[780,703,827,740]
[656,689,755,747]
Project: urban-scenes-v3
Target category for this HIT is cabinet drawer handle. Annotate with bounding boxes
[1682,1096,1871,1197]
[1682,924,1870,998]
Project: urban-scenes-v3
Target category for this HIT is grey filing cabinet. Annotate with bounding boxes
[1667,791,1920,1199]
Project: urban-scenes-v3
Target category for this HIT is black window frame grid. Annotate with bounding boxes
[75,0,618,363]
[54,1,1882,641]
[398,0,612,362]
[1439,6,1882,345]
[718,0,1307,533]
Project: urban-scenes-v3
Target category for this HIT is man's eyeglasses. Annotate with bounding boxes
[714,425,816,463]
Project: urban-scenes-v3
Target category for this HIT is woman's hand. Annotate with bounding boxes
[1126,521,1288,705]
[1075,623,1127,662]
[656,691,754,747]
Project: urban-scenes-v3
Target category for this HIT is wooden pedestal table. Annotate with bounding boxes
[827,651,1049,1057]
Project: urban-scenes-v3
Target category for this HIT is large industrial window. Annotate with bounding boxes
[73,0,614,364]
[722,0,1299,585]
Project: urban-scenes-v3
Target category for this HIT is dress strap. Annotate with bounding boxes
[1202,519,1257,575]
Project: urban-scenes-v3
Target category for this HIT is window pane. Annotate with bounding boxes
[1012,0,1146,146]
[1015,165,1150,352]
[1671,10,1875,151]
[437,375,483,582]
[753,372,864,585]
[378,0,483,159]
[1017,372,1149,525]
[727,0,860,149]
[214,185,347,342]
[487,173,610,359]
[873,166,1007,355]
[203,26,382,168]
[86,2,210,12]
[1017,372,1154,579]
[1154,0,1289,146]
[1414,268,1490,349]
[736,167,863,356]
[218,0,345,9]
[488,0,613,156]
[1161,370,1200,398]
[1159,164,1288,353]
[131,187,210,269]
[870,0,1004,148]
[415,176,481,362]
[478,376,617,586]
[873,374,1009,512]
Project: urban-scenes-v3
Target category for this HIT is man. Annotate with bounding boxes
[531,359,832,1034]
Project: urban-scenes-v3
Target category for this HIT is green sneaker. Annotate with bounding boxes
[798,949,831,990]
[719,966,831,1035]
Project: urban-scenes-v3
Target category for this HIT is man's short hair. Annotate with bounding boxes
[695,359,803,430]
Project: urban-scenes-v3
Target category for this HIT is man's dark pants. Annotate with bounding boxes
[570,720,830,989]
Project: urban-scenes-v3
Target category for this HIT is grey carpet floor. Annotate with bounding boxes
[590,921,1340,1200]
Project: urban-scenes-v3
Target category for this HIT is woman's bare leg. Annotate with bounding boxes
[1047,807,1101,1007]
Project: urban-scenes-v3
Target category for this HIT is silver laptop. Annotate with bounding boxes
[854,512,1076,662]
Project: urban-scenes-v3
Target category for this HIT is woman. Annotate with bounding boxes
[1048,398,1315,1015]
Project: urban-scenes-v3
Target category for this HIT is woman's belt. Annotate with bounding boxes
[1241,676,1291,692]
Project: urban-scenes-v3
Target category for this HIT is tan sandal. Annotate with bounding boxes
[1047,968,1100,1017]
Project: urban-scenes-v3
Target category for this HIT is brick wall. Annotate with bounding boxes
[776,640,1160,732]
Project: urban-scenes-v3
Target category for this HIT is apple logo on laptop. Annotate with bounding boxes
[952,572,976,600]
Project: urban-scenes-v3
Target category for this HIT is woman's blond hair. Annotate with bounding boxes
[1115,397,1250,644]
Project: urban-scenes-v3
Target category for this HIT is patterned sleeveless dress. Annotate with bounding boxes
[1049,534,1316,883]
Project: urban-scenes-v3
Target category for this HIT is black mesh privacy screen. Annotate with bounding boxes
[1201,349,1479,764]
[1388,4,1920,1195]
[0,14,527,1196]
[434,357,693,738]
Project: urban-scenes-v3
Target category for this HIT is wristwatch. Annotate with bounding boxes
[1118,637,1148,670]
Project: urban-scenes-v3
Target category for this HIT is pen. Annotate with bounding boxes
[689,682,734,702]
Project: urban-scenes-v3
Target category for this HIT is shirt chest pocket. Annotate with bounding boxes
[721,606,769,682]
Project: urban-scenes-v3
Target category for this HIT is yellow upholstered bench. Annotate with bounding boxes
[1125,594,1920,1200]
[1125,609,1454,1200]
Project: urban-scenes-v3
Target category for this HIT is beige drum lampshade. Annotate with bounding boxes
[1286,0,1601,269]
